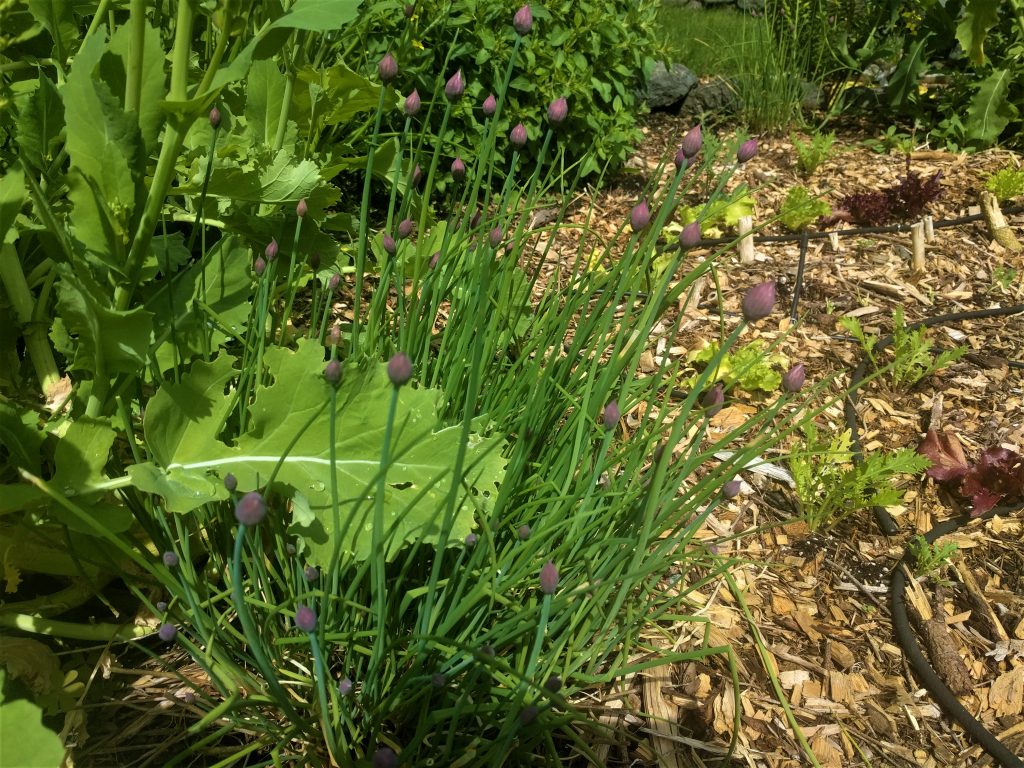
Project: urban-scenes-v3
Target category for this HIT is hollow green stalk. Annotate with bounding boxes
[277,212,305,344]
[306,629,340,761]
[0,244,61,398]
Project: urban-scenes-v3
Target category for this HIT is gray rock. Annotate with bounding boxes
[679,77,739,118]
[645,62,698,110]
[735,0,764,12]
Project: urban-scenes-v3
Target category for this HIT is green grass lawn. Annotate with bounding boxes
[656,5,762,78]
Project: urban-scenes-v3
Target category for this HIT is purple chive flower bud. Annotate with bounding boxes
[782,363,806,393]
[378,53,398,83]
[465,532,478,547]
[286,542,297,555]
[304,565,319,582]
[328,272,341,292]
[235,491,267,526]
[429,251,440,269]
[404,3,415,17]
[404,88,421,116]
[445,69,465,101]
[296,198,308,218]
[387,352,413,387]
[224,473,237,492]
[482,93,497,116]
[324,359,342,386]
[265,238,278,261]
[158,623,177,642]
[518,524,531,541]
[723,479,742,499]
[741,281,776,322]
[680,125,702,159]
[513,4,533,35]
[397,219,414,239]
[412,163,422,187]
[329,325,342,347]
[295,605,317,632]
[431,672,446,688]
[545,675,563,692]
[209,106,221,128]
[539,560,559,595]
[737,138,758,163]
[674,148,688,170]
[382,233,397,255]
[372,747,398,768]
[470,210,482,229]
[510,122,527,148]
[679,222,702,249]
[481,644,495,657]
[603,400,620,430]
[488,226,503,248]
[338,677,354,696]
[519,704,539,725]
[309,252,321,271]
[702,383,724,416]
[156,601,168,613]
[630,200,650,231]
[162,551,179,567]
[547,97,568,125]
[451,156,466,182]
[253,257,266,276]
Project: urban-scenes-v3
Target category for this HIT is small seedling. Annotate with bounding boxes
[908,534,958,577]
[862,126,914,155]
[788,422,930,531]
[992,265,1020,293]
[839,307,967,389]
[790,130,836,176]
[778,186,831,231]
[985,167,1024,202]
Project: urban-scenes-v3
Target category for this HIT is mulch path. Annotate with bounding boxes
[553,113,1024,767]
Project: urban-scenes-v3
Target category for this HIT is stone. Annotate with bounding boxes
[679,77,739,118]
[645,62,698,110]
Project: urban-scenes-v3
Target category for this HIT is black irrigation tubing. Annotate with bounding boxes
[835,304,1024,766]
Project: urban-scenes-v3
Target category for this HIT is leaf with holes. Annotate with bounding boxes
[130,338,506,562]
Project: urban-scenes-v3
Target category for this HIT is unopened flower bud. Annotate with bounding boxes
[431,672,446,687]
[674,148,688,170]
[328,272,341,292]
[156,601,168,613]
[158,623,177,642]
[304,565,319,582]
[372,748,398,768]
[445,69,465,101]
[296,198,308,218]
[397,218,414,239]
[162,551,179,567]
[513,4,533,35]
[782,363,806,393]
[482,93,497,116]
[518,524,531,540]
[253,257,266,276]
[679,222,701,249]
[235,491,267,525]
[378,53,398,83]
[723,479,742,499]
[488,226,503,248]
[404,88,421,116]
[451,156,466,182]
[382,233,397,255]
[329,324,342,347]
[520,704,538,725]
[209,106,222,128]
[702,383,724,416]
[324,359,342,386]
[387,352,413,387]
[547,97,567,125]
[309,252,320,271]
[603,399,620,430]
[545,675,562,692]
[510,122,527,148]
[224,473,237,492]
[539,559,559,595]
[295,605,317,632]
[338,677,354,696]
[465,533,478,547]
[737,138,758,163]
[265,238,278,261]
[404,3,415,17]
[680,125,702,159]
[412,163,422,187]
[630,200,650,231]
[429,251,440,269]
[741,281,776,322]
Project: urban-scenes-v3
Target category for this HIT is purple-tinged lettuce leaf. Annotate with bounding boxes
[960,446,1024,516]
[917,429,970,482]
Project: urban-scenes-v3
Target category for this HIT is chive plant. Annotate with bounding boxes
[1,2,837,765]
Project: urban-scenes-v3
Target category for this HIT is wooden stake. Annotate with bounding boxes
[911,221,925,273]
[924,215,935,242]
[738,215,754,265]
[829,231,840,252]
[981,190,1022,252]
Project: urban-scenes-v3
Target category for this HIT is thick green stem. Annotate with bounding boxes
[308,633,340,761]
[0,244,61,398]
[125,0,146,114]
[0,611,151,641]
[114,0,195,312]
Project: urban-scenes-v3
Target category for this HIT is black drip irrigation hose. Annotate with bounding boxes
[838,304,1024,766]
